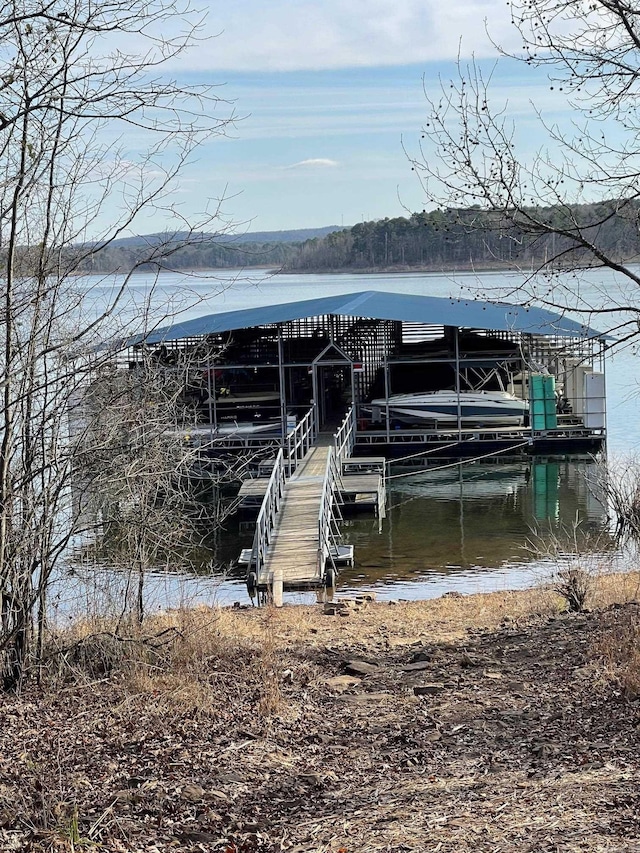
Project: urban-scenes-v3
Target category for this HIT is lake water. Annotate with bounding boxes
[56,267,640,616]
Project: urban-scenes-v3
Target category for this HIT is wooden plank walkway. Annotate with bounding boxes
[238,456,387,515]
[239,423,387,603]
[258,445,331,605]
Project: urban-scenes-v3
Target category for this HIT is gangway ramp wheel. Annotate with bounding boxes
[247,571,258,598]
[325,566,337,589]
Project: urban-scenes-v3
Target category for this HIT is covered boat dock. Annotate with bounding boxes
[119,289,608,602]
[126,290,608,459]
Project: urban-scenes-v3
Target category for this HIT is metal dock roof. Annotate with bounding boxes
[137,290,606,344]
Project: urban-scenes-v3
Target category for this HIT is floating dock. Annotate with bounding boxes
[238,454,386,517]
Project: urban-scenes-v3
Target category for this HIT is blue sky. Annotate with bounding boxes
[121,0,572,235]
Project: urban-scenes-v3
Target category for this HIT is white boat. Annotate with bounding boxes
[368,390,528,426]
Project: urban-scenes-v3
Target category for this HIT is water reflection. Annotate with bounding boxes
[58,451,616,613]
[336,458,612,596]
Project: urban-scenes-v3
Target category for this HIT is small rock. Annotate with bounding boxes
[344,659,379,676]
[402,660,432,672]
[323,600,351,616]
[388,599,398,606]
[180,783,205,803]
[411,649,435,663]
[413,682,445,696]
[442,590,463,599]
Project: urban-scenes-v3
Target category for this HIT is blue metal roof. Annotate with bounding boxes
[138,290,606,344]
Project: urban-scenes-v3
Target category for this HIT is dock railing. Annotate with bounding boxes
[250,448,286,582]
[334,404,356,464]
[317,447,344,583]
[285,404,316,477]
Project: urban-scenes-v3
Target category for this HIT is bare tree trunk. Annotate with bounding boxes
[0,0,235,688]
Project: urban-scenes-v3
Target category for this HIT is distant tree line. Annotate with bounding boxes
[50,201,640,274]
[76,238,302,273]
[288,201,640,271]
[73,226,341,273]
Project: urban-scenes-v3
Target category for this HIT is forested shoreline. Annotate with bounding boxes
[289,201,640,272]
[77,200,640,273]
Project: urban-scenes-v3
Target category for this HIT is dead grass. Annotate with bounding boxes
[592,602,640,699]
[591,568,640,607]
[8,570,640,852]
[42,570,640,707]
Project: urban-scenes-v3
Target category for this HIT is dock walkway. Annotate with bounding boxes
[240,410,386,604]
[259,444,331,605]
[238,455,386,516]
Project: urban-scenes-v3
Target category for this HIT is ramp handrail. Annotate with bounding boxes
[286,404,317,477]
[250,448,286,581]
[334,404,356,463]
[318,447,343,579]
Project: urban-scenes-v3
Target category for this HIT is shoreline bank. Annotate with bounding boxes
[2,574,639,851]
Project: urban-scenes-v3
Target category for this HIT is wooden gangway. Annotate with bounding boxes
[260,443,332,605]
[243,406,385,605]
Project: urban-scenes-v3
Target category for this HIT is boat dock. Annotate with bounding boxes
[240,409,385,605]
[237,454,386,518]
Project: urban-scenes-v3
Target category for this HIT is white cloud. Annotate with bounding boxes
[283,158,340,169]
[179,0,518,72]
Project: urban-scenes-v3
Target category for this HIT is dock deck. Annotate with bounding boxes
[258,445,329,604]
[238,456,386,517]
[240,418,386,604]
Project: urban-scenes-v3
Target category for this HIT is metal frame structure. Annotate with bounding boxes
[120,291,608,458]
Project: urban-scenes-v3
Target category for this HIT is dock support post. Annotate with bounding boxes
[272,570,284,607]
[278,326,288,452]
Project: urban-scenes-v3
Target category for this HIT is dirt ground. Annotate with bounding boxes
[1,577,639,852]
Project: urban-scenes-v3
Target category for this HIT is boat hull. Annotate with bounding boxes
[369,391,529,426]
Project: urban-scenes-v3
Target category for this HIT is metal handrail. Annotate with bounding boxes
[317,447,343,578]
[250,448,286,581]
[285,404,316,476]
[334,404,356,464]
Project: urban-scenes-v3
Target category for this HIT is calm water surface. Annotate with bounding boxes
[57,267,640,615]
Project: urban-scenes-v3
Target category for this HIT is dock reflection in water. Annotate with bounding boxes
[61,458,614,613]
[336,458,612,599]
